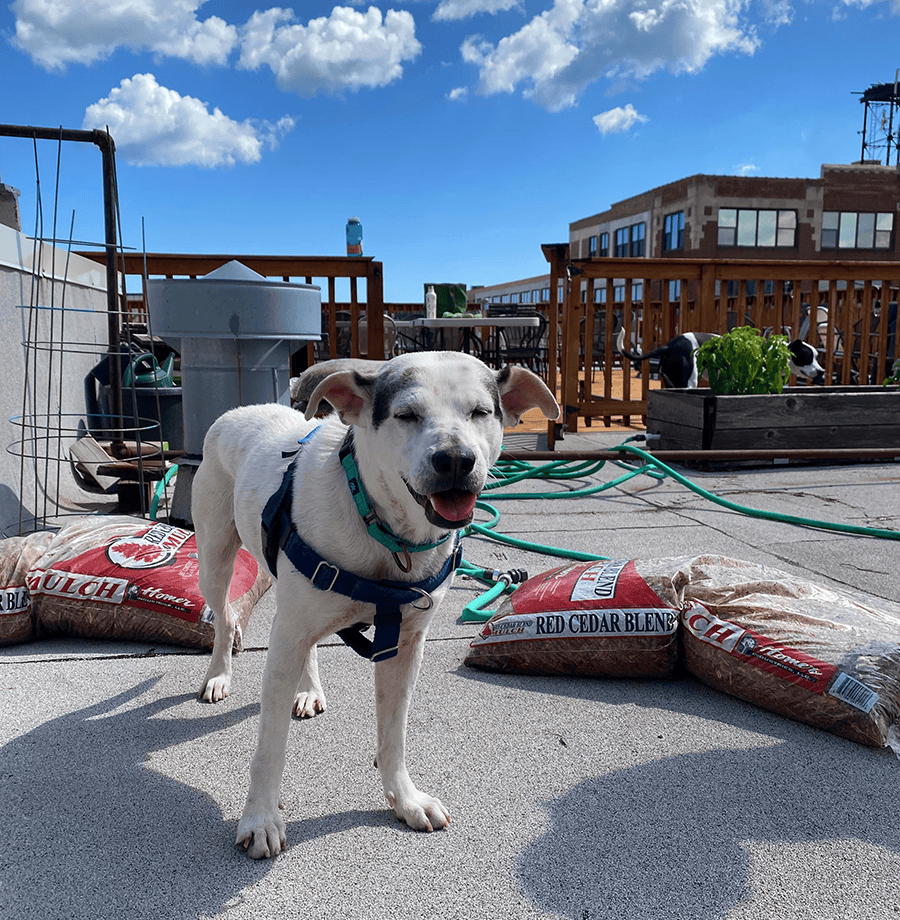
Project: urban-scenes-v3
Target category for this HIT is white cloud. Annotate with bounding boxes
[462,0,762,111]
[238,6,422,95]
[11,0,237,70]
[461,0,583,110]
[760,0,794,26]
[592,103,647,134]
[82,73,295,168]
[447,85,468,100]
[434,0,521,22]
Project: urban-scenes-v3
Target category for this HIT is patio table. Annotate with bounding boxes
[411,314,541,368]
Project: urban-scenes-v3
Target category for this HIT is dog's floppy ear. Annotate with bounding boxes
[304,370,377,425]
[496,365,560,427]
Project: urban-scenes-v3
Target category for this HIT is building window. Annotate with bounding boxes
[663,211,684,251]
[725,280,759,297]
[630,223,645,257]
[599,232,609,257]
[614,223,645,257]
[668,279,681,300]
[822,211,893,249]
[718,208,796,248]
[588,235,598,257]
[612,282,643,301]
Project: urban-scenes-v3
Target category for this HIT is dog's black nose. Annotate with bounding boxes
[431,448,475,480]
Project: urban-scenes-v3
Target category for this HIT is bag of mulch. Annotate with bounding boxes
[464,558,687,678]
[0,530,57,645]
[465,552,900,751]
[1,516,270,650]
[680,555,900,751]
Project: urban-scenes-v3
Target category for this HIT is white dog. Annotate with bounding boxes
[192,352,559,858]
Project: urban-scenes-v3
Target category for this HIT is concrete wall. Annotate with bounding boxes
[0,223,110,535]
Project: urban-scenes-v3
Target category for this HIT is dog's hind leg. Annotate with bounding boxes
[292,644,327,719]
[193,459,243,703]
[374,621,450,832]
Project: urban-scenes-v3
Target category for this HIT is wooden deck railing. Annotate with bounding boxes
[76,252,387,370]
[543,246,900,445]
[78,248,899,449]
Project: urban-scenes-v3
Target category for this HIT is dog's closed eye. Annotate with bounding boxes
[393,408,420,423]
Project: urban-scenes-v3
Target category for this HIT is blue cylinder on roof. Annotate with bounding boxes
[346,217,363,256]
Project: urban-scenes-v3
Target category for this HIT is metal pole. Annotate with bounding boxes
[0,124,123,445]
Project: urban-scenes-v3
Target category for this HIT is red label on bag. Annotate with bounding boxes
[683,604,837,694]
[475,560,678,645]
[26,523,257,624]
[511,559,667,614]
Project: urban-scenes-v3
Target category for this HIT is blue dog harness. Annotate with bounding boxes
[260,428,462,663]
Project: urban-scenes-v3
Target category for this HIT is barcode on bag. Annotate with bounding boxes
[828,672,878,713]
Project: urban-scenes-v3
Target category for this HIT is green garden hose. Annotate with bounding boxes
[150,464,178,521]
[458,437,900,622]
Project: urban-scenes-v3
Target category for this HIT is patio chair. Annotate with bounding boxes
[391,311,434,353]
[359,313,398,359]
[580,310,612,381]
[497,310,548,372]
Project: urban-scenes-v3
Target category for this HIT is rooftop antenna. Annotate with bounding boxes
[854,72,900,166]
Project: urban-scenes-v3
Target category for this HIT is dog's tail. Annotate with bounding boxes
[614,327,669,362]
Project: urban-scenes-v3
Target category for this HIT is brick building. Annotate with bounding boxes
[470,162,900,306]
[569,162,899,263]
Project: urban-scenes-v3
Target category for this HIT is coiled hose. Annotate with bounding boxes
[458,437,900,622]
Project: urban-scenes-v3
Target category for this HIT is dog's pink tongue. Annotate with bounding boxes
[430,490,477,523]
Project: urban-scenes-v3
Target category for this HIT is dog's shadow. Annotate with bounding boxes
[457,666,900,918]
[518,736,900,919]
[0,678,386,919]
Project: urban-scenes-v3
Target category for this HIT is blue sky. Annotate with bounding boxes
[0,0,898,303]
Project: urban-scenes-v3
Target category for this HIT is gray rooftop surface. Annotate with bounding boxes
[2,430,899,920]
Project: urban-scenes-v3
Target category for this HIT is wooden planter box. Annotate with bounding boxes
[646,386,900,452]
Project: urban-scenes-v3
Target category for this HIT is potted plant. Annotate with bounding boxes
[695,326,792,395]
[645,326,899,454]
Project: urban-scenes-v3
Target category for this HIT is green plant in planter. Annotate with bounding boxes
[884,358,900,387]
[695,326,792,395]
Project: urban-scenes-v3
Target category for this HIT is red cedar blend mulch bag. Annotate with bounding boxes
[1,516,270,650]
[681,555,900,751]
[464,558,687,679]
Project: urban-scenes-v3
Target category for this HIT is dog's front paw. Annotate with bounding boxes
[199,671,230,703]
[236,808,287,859]
[387,789,451,833]
[293,689,327,719]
